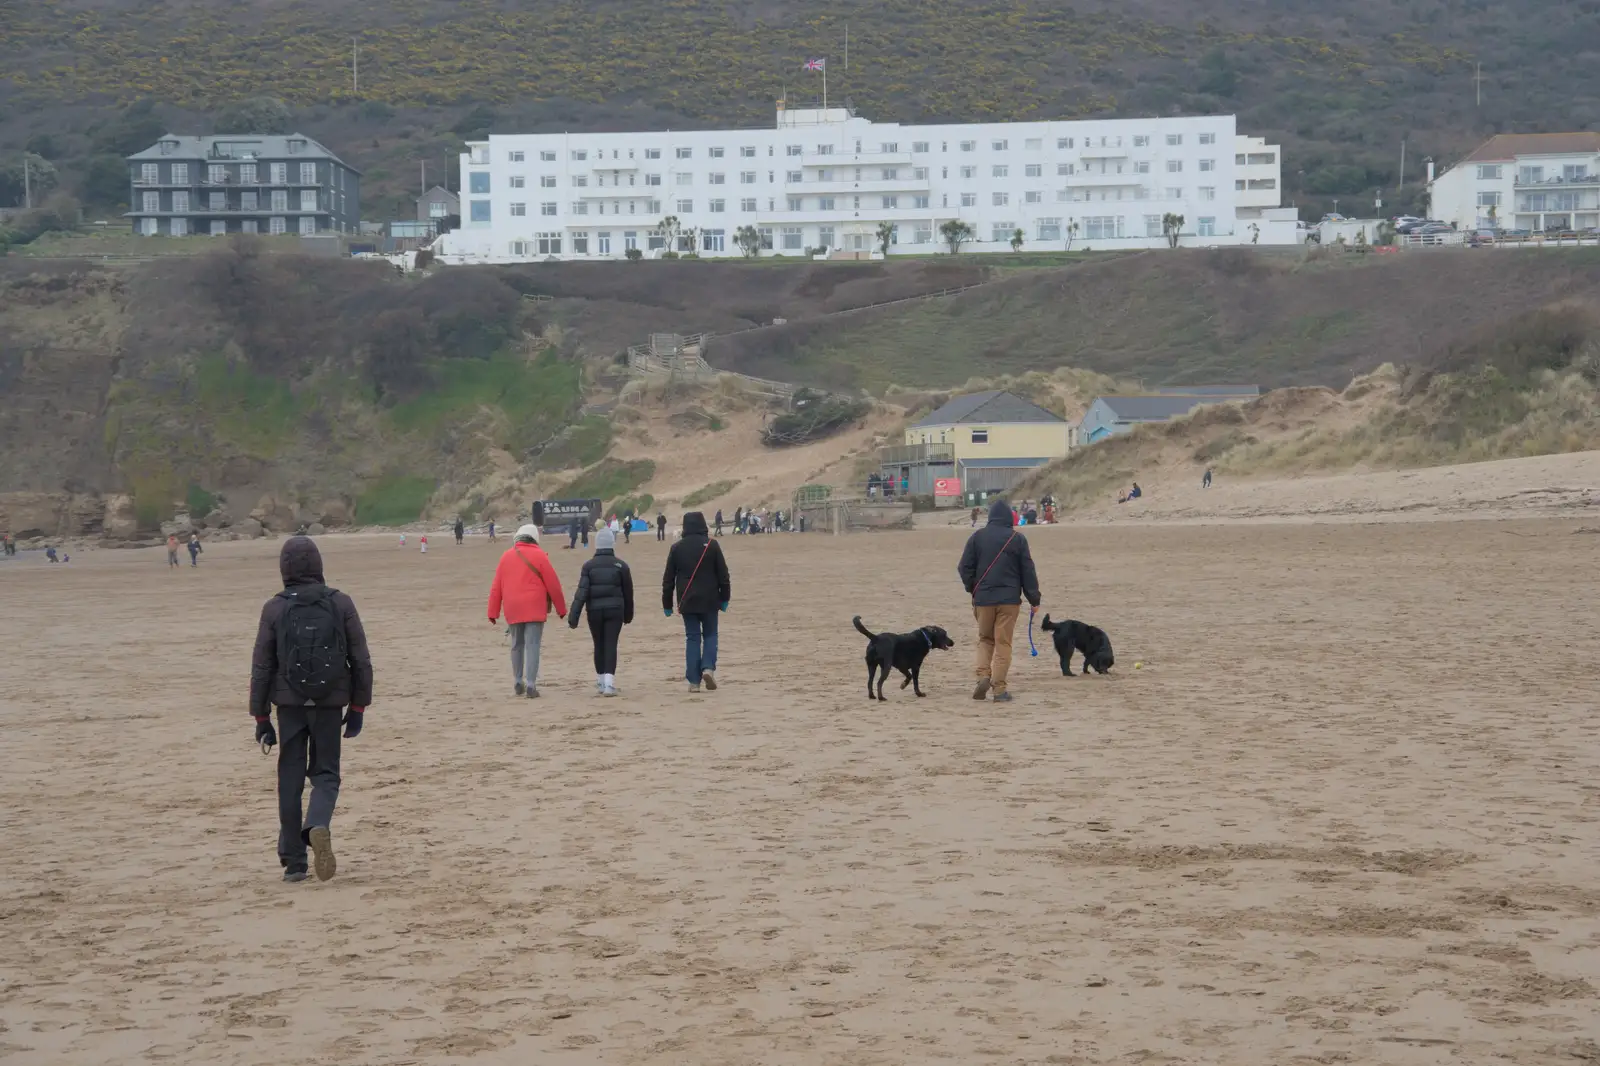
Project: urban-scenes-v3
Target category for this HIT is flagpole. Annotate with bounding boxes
[823,59,828,111]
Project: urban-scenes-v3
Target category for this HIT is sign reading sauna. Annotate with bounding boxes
[533,499,601,531]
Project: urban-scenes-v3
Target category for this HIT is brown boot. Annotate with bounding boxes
[972,678,992,701]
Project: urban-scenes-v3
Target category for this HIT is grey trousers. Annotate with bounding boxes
[275,706,342,869]
[510,621,545,688]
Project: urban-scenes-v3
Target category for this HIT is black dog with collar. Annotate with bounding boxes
[853,615,955,701]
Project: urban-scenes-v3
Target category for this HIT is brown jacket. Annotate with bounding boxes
[249,537,373,716]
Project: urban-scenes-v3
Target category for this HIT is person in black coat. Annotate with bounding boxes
[568,528,634,696]
[662,511,732,692]
[956,498,1042,703]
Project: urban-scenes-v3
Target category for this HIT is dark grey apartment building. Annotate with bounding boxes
[126,133,360,237]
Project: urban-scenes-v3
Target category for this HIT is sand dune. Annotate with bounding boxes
[2,508,1598,1065]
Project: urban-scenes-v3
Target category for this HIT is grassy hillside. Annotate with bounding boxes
[0,247,586,526]
[709,249,1600,392]
[0,1,1592,221]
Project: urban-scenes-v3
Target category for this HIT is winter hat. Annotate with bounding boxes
[595,528,616,550]
[515,524,540,544]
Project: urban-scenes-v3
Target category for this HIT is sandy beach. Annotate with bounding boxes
[3,506,1598,1064]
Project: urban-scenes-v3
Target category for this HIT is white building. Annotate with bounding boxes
[439,105,1294,262]
[1429,133,1600,234]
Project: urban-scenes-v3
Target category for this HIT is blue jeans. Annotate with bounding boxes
[683,611,719,682]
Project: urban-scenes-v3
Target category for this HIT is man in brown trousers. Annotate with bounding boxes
[957,498,1042,702]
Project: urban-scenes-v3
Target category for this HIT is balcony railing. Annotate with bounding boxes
[879,442,955,465]
[1515,174,1600,188]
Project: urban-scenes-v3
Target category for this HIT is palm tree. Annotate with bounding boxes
[1161,212,1186,249]
[1063,220,1080,252]
[735,224,762,258]
[939,219,975,254]
[654,215,680,255]
[1010,227,1025,253]
[875,220,897,256]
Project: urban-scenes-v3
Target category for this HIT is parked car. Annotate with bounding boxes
[1394,219,1434,234]
[1468,229,1501,247]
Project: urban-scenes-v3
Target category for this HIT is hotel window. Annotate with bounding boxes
[1166,133,1183,146]
[270,163,287,184]
[572,175,588,187]
[961,193,977,207]
[817,226,835,247]
[572,149,588,160]
[676,146,693,159]
[914,167,928,179]
[1477,164,1502,180]
[171,163,189,183]
[818,196,835,210]
[1036,217,1062,241]
[1197,217,1216,236]
[1058,163,1074,176]
[170,217,189,236]
[1236,179,1246,190]
[787,144,802,156]
[470,201,491,221]
[209,192,225,210]
[1133,135,1150,147]
[882,195,898,208]
[709,147,725,158]
[299,163,316,184]
[540,175,556,188]
[299,190,317,211]
[758,226,773,249]
[1025,138,1042,150]
[508,150,524,162]
[240,220,257,234]
[971,429,989,444]
[298,216,315,235]
[1135,161,1151,173]
[510,202,526,216]
[677,198,694,212]
[787,170,803,183]
[540,150,557,161]
[571,201,587,215]
[912,141,929,153]
[1199,159,1215,172]
[992,165,1009,178]
[881,168,899,180]
[740,171,757,183]
[1025,191,1042,203]
[648,199,662,213]
[675,172,693,186]
[781,226,803,249]
[508,176,525,189]
[740,146,756,157]
[702,228,725,251]
[269,217,286,235]
[960,140,976,152]
[815,144,833,154]
[470,172,491,193]
[961,166,976,179]
[740,198,757,211]
[140,163,158,183]
[992,192,1009,206]
[241,191,258,210]
[536,232,562,254]
[1199,132,1216,145]
[880,141,898,152]
[624,231,638,250]
[709,199,726,212]
[1145,215,1163,237]
[1083,216,1121,239]
[208,164,226,183]
[709,172,726,184]
[646,173,662,186]
[913,195,929,209]
[541,202,557,215]
[1247,153,1276,165]
[1057,137,1074,149]
[1477,191,1501,207]
[171,191,191,212]
[1166,160,1183,173]
[1025,164,1042,177]
[1199,186,1216,201]
[913,223,933,243]
[1166,187,1183,200]
[644,148,661,159]
[992,139,1008,151]
[510,241,529,256]
[142,191,159,212]
[990,222,1014,242]
[572,232,589,253]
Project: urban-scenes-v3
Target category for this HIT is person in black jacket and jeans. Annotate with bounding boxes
[662,511,732,692]
[249,536,373,882]
[569,527,634,696]
[957,498,1042,703]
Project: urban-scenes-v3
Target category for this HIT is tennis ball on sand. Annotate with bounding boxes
[1134,661,1144,670]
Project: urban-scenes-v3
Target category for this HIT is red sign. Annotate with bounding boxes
[934,478,962,497]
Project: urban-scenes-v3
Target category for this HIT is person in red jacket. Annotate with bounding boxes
[488,524,567,698]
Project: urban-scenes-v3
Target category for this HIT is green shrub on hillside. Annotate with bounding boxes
[558,459,656,507]
[610,494,654,517]
[357,475,436,526]
[682,479,741,508]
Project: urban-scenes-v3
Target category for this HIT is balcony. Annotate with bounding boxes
[801,151,912,167]
[785,176,932,196]
[1515,174,1600,188]
[125,207,330,217]
[756,205,940,225]
[880,442,955,465]
[1071,171,1146,187]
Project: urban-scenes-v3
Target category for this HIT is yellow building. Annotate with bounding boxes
[897,390,1071,495]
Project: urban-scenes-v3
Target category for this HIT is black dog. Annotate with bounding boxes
[1040,615,1114,675]
[853,616,954,701]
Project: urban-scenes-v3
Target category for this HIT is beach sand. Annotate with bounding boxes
[2,513,1598,1064]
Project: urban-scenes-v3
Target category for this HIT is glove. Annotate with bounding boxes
[664,608,673,617]
[343,708,364,738]
[488,617,498,626]
[719,601,729,613]
[254,716,277,749]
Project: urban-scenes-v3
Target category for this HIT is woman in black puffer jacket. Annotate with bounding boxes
[568,528,635,696]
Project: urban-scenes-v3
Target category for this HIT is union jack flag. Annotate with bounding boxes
[803,58,825,71]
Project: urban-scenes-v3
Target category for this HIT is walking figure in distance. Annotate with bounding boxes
[663,511,731,692]
[957,498,1042,703]
[167,533,180,569]
[1202,468,1213,489]
[250,536,373,882]
[568,528,634,696]
[187,533,203,567]
[655,511,668,542]
[454,517,465,545]
[488,524,566,698]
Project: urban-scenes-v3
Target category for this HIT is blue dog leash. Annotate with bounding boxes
[1028,609,1039,657]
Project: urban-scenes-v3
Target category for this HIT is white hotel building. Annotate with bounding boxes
[439,105,1294,262]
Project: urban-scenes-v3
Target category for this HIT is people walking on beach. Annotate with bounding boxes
[420,534,428,554]
[957,498,1042,703]
[714,509,724,536]
[1202,468,1213,489]
[454,518,465,545]
[663,511,731,693]
[249,536,373,883]
[487,519,497,542]
[187,534,202,567]
[568,528,634,697]
[167,534,180,568]
[1,532,13,557]
[655,512,667,542]
[488,524,566,698]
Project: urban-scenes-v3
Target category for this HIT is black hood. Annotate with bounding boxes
[279,535,325,586]
[987,498,1014,528]
[682,511,709,536]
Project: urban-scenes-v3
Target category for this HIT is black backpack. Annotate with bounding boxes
[276,586,347,705]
